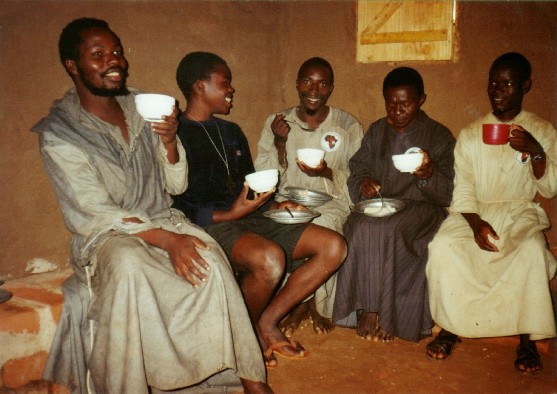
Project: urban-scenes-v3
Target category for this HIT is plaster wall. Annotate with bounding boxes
[1,1,556,278]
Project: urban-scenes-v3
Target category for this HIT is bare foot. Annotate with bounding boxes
[240,379,274,394]
[279,302,310,337]
[308,298,335,334]
[374,325,394,342]
[356,311,377,340]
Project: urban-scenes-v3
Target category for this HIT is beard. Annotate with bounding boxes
[78,65,130,97]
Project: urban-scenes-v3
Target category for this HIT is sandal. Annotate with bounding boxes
[514,343,543,375]
[264,338,306,360]
[426,331,461,361]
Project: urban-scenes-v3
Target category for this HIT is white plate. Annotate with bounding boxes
[353,198,405,217]
[263,208,321,224]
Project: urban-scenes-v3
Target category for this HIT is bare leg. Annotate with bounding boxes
[232,233,286,368]
[259,225,347,358]
[357,311,377,340]
[308,297,335,334]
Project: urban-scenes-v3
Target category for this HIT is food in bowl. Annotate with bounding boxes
[135,94,176,122]
[245,169,279,193]
[297,148,325,168]
[392,149,424,173]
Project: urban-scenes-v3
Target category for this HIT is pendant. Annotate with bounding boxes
[226,174,236,196]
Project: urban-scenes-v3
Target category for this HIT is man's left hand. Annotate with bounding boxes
[508,124,542,156]
[413,149,433,180]
[296,159,333,180]
[152,106,179,144]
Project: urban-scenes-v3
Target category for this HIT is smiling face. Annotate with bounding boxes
[201,63,235,115]
[384,85,425,132]
[487,65,530,122]
[66,27,129,97]
[296,64,334,115]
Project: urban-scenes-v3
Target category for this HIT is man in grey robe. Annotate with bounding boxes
[33,18,270,394]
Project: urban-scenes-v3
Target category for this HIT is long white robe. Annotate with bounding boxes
[426,110,557,340]
[255,106,363,317]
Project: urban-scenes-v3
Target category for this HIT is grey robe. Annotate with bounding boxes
[33,89,265,393]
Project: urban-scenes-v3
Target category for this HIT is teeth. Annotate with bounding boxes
[225,97,232,103]
[106,72,119,77]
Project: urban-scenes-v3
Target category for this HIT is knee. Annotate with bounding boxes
[247,244,286,283]
[320,231,348,271]
[97,235,146,279]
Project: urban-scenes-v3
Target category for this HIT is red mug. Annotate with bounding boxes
[482,123,510,145]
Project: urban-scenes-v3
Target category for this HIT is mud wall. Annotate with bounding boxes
[1,1,556,278]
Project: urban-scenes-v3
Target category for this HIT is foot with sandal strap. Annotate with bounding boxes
[426,329,461,361]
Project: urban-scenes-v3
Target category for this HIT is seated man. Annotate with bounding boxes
[426,52,557,374]
[35,19,270,393]
[172,52,347,368]
[333,67,456,342]
[255,57,363,335]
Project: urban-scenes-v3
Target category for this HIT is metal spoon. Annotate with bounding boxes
[285,206,295,218]
[284,119,315,132]
[375,185,384,208]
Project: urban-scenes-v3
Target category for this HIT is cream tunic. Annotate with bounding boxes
[255,106,363,317]
[426,111,557,340]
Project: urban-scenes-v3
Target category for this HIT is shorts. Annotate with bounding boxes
[205,210,309,272]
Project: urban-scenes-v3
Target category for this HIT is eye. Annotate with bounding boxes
[92,51,103,57]
[319,81,329,88]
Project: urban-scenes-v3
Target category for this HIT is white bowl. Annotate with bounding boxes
[245,169,279,193]
[392,150,424,172]
[297,148,325,167]
[135,94,175,122]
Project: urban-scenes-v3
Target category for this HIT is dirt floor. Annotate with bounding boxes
[266,323,557,394]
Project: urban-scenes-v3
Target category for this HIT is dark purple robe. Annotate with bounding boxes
[333,111,455,341]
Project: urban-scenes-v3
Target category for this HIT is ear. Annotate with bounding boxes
[419,93,427,107]
[522,78,532,95]
[64,59,79,77]
[194,79,206,94]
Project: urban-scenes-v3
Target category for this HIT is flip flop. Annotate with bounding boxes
[514,343,543,375]
[264,339,306,360]
[425,332,461,361]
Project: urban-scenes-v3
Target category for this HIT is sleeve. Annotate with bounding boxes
[158,136,188,195]
[331,120,364,201]
[449,128,481,214]
[417,126,456,207]
[254,115,283,171]
[532,122,557,198]
[346,126,374,203]
[39,132,161,239]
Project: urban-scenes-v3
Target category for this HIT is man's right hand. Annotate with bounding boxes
[461,212,500,252]
[271,114,291,144]
[360,177,382,198]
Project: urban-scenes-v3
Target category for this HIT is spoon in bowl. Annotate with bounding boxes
[284,206,295,218]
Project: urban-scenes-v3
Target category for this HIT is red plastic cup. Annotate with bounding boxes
[482,123,510,145]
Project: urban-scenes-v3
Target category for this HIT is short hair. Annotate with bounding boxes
[176,52,228,99]
[382,67,424,97]
[58,18,111,66]
[489,52,531,83]
[297,57,334,84]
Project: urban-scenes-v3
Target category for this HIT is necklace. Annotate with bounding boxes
[192,117,236,195]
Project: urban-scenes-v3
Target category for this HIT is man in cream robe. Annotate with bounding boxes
[426,52,556,374]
